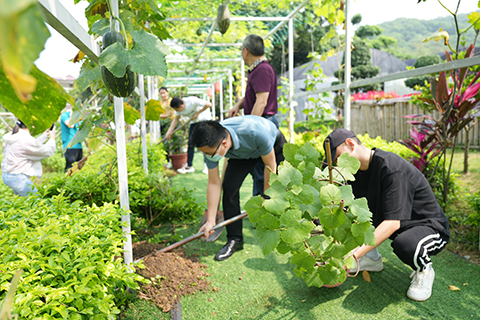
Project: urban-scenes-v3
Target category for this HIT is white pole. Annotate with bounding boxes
[147,76,156,144]
[211,84,216,119]
[219,80,224,121]
[139,74,148,174]
[111,0,132,267]
[228,69,233,113]
[288,18,295,143]
[344,0,352,130]
[152,78,160,141]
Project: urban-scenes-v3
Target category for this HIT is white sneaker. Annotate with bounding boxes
[349,254,384,274]
[407,264,435,301]
[178,166,195,174]
[202,164,208,174]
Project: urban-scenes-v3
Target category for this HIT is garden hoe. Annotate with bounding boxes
[135,211,247,260]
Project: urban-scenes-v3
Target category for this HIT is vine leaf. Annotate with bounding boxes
[318,264,345,286]
[244,196,265,224]
[319,207,346,230]
[257,212,280,230]
[123,102,140,125]
[264,181,289,215]
[145,99,164,121]
[256,229,281,255]
[290,251,316,270]
[339,185,355,206]
[303,271,324,288]
[280,209,303,227]
[351,221,371,237]
[0,62,74,136]
[319,184,342,205]
[277,165,303,187]
[281,220,315,244]
[99,29,169,78]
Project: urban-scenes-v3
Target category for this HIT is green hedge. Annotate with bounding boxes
[0,195,145,319]
[40,142,203,225]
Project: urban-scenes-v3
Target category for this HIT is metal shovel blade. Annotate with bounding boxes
[199,210,224,242]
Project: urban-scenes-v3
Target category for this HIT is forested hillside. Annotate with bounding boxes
[379,13,477,59]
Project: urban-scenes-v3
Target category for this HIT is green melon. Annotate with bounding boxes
[217,5,230,35]
[101,30,137,97]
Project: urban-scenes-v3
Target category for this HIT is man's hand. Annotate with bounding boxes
[199,220,215,239]
[165,133,172,140]
[228,98,244,118]
[227,105,239,118]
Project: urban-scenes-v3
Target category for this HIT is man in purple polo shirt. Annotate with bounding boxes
[227,34,279,196]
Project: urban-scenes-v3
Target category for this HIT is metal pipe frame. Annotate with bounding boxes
[293,54,480,98]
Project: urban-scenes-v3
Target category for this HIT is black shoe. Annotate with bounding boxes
[214,239,244,261]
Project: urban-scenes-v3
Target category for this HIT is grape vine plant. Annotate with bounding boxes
[245,142,376,287]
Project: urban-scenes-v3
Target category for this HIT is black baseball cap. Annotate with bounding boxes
[322,128,357,168]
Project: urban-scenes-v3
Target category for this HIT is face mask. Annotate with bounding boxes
[205,142,225,162]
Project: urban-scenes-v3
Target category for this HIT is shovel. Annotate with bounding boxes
[199,209,225,242]
[133,211,248,262]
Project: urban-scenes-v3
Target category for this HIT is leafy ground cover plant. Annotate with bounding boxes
[40,142,202,225]
[245,142,375,287]
[0,195,145,319]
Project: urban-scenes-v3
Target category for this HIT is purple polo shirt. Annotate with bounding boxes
[244,61,278,116]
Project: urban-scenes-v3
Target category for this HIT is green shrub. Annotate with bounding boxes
[41,150,66,173]
[467,191,480,228]
[40,142,202,225]
[0,195,145,319]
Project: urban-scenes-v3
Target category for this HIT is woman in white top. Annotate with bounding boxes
[1,120,56,196]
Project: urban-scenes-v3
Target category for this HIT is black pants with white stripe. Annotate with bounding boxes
[391,226,448,271]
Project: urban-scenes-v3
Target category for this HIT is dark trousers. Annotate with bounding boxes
[223,130,285,241]
[64,148,83,172]
[187,122,199,167]
[252,115,279,196]
[391,225,448,271]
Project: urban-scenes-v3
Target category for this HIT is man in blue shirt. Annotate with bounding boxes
[190,115,285,260]
[60,104,83,172]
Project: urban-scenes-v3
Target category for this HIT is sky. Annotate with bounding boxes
[34,0,479,79]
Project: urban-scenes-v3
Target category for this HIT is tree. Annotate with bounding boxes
[356,25,383,39]
[333,37,381,93]
[266,8,331,75]
[404,54,443,89]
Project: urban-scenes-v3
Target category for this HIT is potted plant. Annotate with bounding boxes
[167,124,188,170]
[245,142,375,288]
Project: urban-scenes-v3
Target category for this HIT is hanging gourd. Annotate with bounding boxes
[101,17,137,97]
[217,4,230,35]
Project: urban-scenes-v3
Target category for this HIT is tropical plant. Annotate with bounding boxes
[401,44,480,207]
[245,142,375,287]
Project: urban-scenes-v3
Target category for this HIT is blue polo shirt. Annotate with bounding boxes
[205,115,277,169]
[60,111,82,149]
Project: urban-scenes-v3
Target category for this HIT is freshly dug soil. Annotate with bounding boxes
[132,241,212,312]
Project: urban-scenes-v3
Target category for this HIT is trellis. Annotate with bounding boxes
[37,0,310,265]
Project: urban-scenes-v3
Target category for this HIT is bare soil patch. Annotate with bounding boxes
[131,241,212,312]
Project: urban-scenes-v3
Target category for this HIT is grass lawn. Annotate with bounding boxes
[124,150,480,319]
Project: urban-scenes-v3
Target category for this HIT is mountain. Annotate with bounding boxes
[378,13,478,59]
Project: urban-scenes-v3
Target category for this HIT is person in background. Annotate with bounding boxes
[227,34,278,197]
[60,103,83,172]
[165,96,212,174]
[158,86,174,136]
[191,116,285,261]
[1,119,56,196]
[323,128,450,302]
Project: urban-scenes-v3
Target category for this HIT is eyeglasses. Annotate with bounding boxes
[207,139,223,159]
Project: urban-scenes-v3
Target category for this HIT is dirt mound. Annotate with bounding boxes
[133,241,165,260]
[132,242,212,312]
